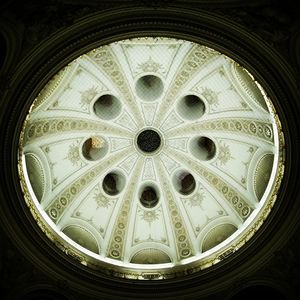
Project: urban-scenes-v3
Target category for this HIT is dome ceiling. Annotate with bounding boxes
[18,37,284,280]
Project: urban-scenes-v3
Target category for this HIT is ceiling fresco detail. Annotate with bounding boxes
[18,37,284,279]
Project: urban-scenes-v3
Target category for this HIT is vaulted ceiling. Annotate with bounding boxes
[2,0,300,298]
[19,37,284,279]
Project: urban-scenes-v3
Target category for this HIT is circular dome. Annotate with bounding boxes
[18,37,284,280]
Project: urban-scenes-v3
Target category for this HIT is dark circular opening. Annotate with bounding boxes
[137,129,161,153]
[190,136,216,160]
[180,173,196,195]
[135,75,164,101]
[185,95,200,107]
[82,137,108,161]
[197,137,216,159]
[177,94,205,120]
[173,170,197,196]
[140,186,159,208]
[103,173,118,195]
[93,94,121,120]
[102,172,125,196]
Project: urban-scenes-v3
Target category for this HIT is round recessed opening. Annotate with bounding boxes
[177,94,205,120]
[102,171,125,196]
[139,185,159,208]
[190,136,216,160]
[93,94,122,120]
[173,170,196,195]
[135,75,164,101]
[137,129,161,153]
[82,136,108,161]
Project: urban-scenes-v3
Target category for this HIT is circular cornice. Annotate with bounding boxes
[17,36,284,279]
[1,6,300,299]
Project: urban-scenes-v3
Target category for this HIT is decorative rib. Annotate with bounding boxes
[165,117,274,144]
[155,159,195,260]
[153,44,218,127]
[167,147,253,220]
[87,45,144,127]
[46,147,134,223]
[106,157,144,260]
[23,117,132,144]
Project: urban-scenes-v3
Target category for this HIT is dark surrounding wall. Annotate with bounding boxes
[1,1,300,299]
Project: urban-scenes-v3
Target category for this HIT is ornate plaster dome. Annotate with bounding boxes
[18,37,284,280]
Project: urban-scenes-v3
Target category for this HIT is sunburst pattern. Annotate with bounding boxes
[18,37,284,280]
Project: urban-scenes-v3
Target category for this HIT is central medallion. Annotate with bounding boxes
[136,129,162,153]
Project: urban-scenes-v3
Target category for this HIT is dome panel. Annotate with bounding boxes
[254,154,274,201]
[233,63,269,111]
[25,153,46,202]
[130,248,171,264]
[202,224,237,252]
[63,225,99,254]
